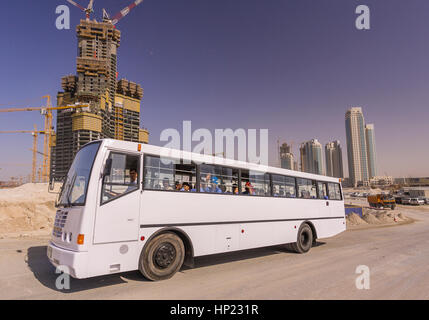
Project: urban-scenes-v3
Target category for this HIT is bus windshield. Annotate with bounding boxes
[58,141,101,207]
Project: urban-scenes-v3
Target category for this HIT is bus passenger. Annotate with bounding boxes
[175,181,182,191]
[162,178,173,190]
[181,182,191,192]
[232,184,239,195]
[210,177,222,193]
[243,182,255,195]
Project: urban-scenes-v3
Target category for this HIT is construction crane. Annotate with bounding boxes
[67,0,144,26]
[67,0,94,19]
[0,97,88,183]
[0,125,45,183]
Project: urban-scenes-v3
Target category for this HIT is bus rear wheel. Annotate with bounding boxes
[289,223,313,254]
[139,232,185,281]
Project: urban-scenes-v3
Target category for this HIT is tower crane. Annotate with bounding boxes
[0,97,88,183]
[67,0,94,20]
[67,0,144,25]
[0,125,45,183]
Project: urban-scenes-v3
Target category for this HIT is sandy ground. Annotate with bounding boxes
[0,184,58,238]
[345,196,415,230]
[0,204,428,299]
[1,185,428,299]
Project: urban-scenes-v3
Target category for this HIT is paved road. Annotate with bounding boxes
[1,206,428,300]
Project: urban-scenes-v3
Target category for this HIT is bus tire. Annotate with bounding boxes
[291,223,313,254]
[139,232,185,281]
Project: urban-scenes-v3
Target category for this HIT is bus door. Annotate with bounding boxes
[94,151,142,244]
[317,182,332,217]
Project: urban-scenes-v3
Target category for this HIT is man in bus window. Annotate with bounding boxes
[162,178,173,190]
[125,169,138,193]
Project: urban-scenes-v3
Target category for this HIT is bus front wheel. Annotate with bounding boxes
[288,223,313,254]
[139,232,185,281]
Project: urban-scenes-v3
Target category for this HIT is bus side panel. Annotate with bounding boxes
[238,221,298,251]
[86,241,141,278]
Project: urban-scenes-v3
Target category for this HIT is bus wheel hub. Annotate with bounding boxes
[154,243,176,269]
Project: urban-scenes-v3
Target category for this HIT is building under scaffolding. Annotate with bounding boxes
[51,19,149,181]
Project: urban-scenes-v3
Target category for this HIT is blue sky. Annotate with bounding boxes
[0,0,428,180]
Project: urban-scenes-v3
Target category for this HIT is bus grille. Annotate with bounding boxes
[52,210,68,238]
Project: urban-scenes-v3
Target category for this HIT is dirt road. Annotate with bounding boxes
[0,206,428,300]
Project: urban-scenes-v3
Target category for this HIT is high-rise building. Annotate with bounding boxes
[279,143,294,170]
[365,124,377,179]
[51,18,149,180]
[325,141,344,178]
[345,107,370,187]
[299,139,324,175]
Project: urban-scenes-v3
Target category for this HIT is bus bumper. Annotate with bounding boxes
[47,241,88,279]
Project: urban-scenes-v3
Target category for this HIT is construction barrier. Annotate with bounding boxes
[344,204,363,217]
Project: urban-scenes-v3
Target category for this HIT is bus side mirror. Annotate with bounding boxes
[102,158,112,178]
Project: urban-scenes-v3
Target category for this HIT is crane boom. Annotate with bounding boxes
[0,96,88,183]
[111,0,144,25]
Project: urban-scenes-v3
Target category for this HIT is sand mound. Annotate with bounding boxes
[362,213,382,224]
[346,213,368,226]
[375,212,395,223]
[398,213,408,221]
[0,183,58,236]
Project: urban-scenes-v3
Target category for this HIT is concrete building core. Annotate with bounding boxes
[51,19,149,181]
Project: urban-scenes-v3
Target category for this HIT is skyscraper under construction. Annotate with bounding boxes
[51,17,149,180]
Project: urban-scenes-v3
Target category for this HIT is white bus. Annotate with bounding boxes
[47,139,345,281]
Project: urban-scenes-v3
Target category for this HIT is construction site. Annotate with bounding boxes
[0,0,149,184]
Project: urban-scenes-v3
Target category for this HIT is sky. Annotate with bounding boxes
[0,0,428,180]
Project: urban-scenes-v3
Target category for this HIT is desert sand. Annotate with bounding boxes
[0,183,58,238]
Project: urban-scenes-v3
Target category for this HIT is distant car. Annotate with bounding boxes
[419,197,429,205]
[410,198,425,206]
[401,197,411,205]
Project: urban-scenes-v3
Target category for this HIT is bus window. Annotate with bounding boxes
[317,182,328,200]
[272,175,296,198]
[272,175,285,197]
[101,153,140,204]
[200,164,225,193]
[219,167,239,194]
[328,183,342,200]
[175,163,196,192]
[144,155,174,190]
[143,155,196,192]
[334,183,342,200]
[241,170,270,196]
[297,178,317,199]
